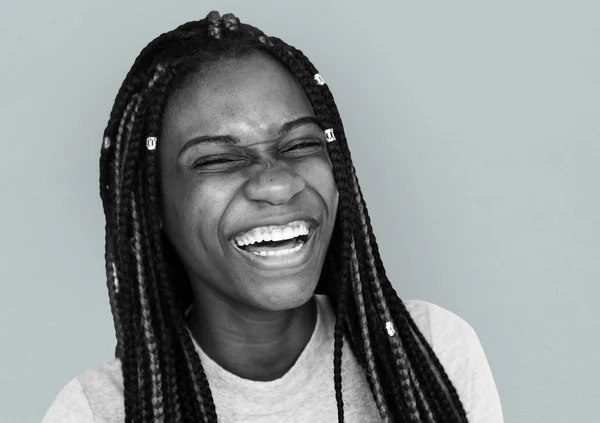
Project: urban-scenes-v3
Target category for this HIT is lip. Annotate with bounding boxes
[230,223,319,271]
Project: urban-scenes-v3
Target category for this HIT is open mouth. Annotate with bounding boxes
[236,234,311,256]
[231,220,316,258]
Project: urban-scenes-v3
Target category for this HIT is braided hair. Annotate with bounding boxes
[99,10,469,423]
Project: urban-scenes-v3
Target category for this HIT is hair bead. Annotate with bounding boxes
[385,321,396,337]
[314,73,326,85]
[325,128,336,142]
[146,137,157,150]
[103,136,111,149]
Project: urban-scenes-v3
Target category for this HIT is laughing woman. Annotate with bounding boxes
[42,11,503,423]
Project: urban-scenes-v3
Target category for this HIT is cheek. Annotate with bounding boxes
[161,172,235,245]
[296,155,338,208]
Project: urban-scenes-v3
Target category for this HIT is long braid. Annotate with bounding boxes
[100,109,128,360]
[348,235,391,422]
[136,150,181,423]
[352,164,469,421]
[100,130,121,356]
[132,196,160,422]
[107,66,162,422]
[112,95,142,359]
[136,109,185,423]
[125,72,168,423]
[100,11,469,423]
[346,167,424,417]
[352,167,469,421]
[137,159,182,423]
[112,101,143,422]
[349,169,433,422]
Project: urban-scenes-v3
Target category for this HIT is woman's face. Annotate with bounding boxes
[159,53,339,312]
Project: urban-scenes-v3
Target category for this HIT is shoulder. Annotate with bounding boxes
[42,359,125,423]
[402,299,504,422]
[401,299,483,380]
[402,299,478,348]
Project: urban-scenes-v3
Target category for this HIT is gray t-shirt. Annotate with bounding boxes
[42,296,503,422]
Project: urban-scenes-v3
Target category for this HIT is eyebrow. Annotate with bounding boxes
[179,116,322,156]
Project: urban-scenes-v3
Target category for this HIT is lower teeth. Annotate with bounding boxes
[251,240,305,257]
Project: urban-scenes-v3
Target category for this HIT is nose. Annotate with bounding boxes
[244,165,306,205]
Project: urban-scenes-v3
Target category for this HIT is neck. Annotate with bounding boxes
[186,291,317,381]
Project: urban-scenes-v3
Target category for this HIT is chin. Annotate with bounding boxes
[250,279,318,312]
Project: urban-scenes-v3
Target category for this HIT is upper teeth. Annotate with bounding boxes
[234,220,310,247]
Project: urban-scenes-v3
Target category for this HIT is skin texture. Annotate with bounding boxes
[159,53,339,380]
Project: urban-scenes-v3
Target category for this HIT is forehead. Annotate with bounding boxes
[161,53,315,145]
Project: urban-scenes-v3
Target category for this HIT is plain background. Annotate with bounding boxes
[1,0,598,422]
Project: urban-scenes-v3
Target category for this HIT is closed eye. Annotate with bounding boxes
[192,155,247,172]
[283,138,324,155]
[286,141,320,151]
[196,158,237,166]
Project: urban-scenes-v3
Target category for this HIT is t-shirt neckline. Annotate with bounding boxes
[184,295,327,392]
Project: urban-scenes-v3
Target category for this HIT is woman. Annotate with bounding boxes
[42,11,503,423]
